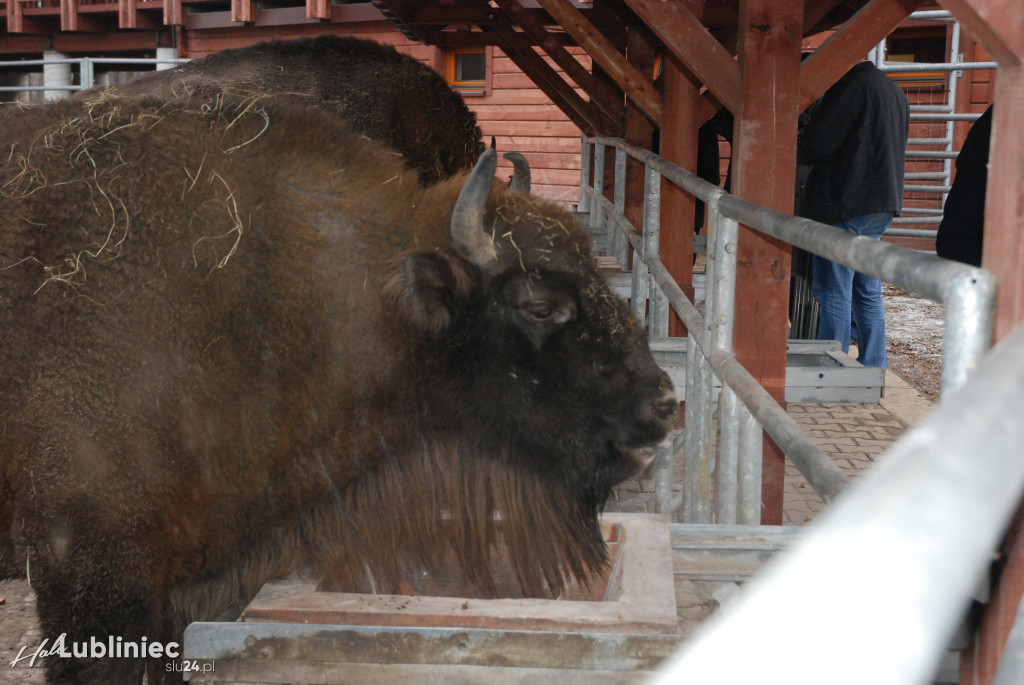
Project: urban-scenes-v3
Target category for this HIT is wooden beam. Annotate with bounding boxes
[939,0,1024,345]
[488,18,618,135]
[493,0,626,129]
[60,0,78,32]
[659,54,701,335]
[939,0,1024,66]
[535,0,662,126]
[623,27,658,232]
[732,0,804,525]
[803,0,854,33]
[119,0,137,29]
[799,0,918,111]
[163,0,183,27]
[622,0,742,115]
[233,0,256,23]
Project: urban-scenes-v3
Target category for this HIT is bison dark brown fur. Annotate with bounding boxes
[78,34,484,186]
[0,94,676,683]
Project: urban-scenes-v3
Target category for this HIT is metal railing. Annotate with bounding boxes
[870,10,997,240]
[0,56,187,98]
[651,318,1024,684]
[579,135,996,523]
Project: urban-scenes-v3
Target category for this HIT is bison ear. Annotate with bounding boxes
[382,251,476,336]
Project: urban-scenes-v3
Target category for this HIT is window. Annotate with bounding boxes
[447,47,488,96]
[886,28,948,88]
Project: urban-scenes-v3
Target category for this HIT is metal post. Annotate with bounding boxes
[156,46,179,71]
[736,403,763,525]
[941,269,996,395]
[716,385,740,524]
[613,145,627,266]
[590,142,606,259]
[644,163,669,337]
[579,135,591,214]
[630,161,651,325]
[42,50,72,102]
[682,333,699,523]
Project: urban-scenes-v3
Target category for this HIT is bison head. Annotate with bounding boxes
[367,150,678,596]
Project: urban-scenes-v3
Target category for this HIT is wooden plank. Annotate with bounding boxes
[185,623,683,684]
[483,135,583,153]
[474,104,589,122]
[473,120,583,138]
[535,0,662,127]
[622,0,742,115]
[799,0,919,111]
[733,0,804,525]
[493,0,625,128]
[191,660,659,685]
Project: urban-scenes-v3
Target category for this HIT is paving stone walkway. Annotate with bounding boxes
[608,370,936,525]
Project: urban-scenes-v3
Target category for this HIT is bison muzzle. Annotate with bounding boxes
[0,94,676,684]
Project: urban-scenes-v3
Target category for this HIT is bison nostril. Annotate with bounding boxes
[651,393,679,420]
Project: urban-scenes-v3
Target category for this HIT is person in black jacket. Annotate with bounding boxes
[798,61,909,370]
[935,105,993,267]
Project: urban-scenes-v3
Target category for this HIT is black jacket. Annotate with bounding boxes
[798,62,910,225]
[935,105,992,267]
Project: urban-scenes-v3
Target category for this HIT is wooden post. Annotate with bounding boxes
[624,28,657,233]
[732,0,803,525]
[658,54,700,331]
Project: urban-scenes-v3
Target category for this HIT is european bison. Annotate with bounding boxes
[78,34,484,186]
[0,94,676,683]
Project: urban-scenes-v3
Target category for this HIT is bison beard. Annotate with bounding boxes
[0,95,676,684]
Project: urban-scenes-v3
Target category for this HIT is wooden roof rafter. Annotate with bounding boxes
[493,0,627,128]
[622,0,741,116]
[535,0,663,126]
[487,11,622,135]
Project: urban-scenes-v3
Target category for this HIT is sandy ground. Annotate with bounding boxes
[883,283,945,400]
[0,284,948,683]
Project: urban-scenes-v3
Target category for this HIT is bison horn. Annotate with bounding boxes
[503,152,531,194]
[451,148,498,266]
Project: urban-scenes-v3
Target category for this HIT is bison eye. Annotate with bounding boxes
[520,300,572,325]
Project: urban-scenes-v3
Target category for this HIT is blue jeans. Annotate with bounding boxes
[812,213,891,370]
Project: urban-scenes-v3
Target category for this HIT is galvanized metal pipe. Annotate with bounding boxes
[716,385,740,524]
[736,402,763,526]
[644,163,669,338]
[630,228,849,504]
[717,195,996,393]
[578,135,591,214]
[682,333,699,523]
[612,146,627,267]
[652,322,1024,685]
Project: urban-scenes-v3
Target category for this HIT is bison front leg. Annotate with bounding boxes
[26,531,159,684]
